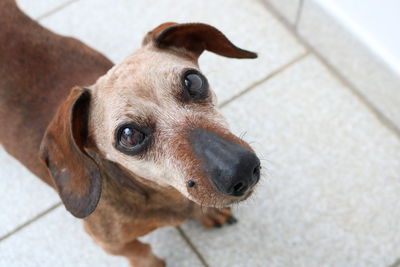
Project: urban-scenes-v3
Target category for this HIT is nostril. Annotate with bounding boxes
[253,166,259,176]
[233,182,244,192]
[232,182,248,196]
[252,164,261,182]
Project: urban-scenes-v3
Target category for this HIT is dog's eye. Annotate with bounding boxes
[182,70,208,100]
[184,74,203,91]
[120,127,144,148]
[115,124,150,155]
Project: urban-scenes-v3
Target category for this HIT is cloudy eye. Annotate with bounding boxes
[115,124,150,155]
[182,70,208,100]
[185,74,203,91]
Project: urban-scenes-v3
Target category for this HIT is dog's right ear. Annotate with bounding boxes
[39,87,101,218]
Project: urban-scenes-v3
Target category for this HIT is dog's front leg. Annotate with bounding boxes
[84,219,164,267]
[191,206,238,228]
[103,239,165,267]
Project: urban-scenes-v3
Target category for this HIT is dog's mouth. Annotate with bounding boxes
[232,188,256,203]
[183,164,260,206]
[202,187,258,209]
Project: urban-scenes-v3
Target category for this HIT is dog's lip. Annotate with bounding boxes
[225,188,255,206]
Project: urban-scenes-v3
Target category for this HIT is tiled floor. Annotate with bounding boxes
[1,1,400,267]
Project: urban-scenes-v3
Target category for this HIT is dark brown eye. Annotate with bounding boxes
[120,127,144,148]
[182,70,208,100]
[115,124,150,155]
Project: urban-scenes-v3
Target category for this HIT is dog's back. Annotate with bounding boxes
[0,0,113,185]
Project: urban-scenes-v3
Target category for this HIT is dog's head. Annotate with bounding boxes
[40,23,261,218]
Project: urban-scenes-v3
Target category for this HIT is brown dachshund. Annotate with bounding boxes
[0,1,261,266]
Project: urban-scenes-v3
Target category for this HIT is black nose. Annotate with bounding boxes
[189,129,261,196]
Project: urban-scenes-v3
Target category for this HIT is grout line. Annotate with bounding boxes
[176,226,210,267]
[258,0,305,45]
[294,0,305,30]
[259,0,400,140]
[319,54,400,137]
[219,51,309,109]
[36,0,80,21]
[0,202,62,242]
[388,258,400,267]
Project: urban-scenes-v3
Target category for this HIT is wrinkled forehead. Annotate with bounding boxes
[94,48,200,123]
[109,47,197,92]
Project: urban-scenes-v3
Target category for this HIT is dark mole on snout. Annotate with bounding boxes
[187,180,196,187]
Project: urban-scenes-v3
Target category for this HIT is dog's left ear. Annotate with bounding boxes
[39,86,101,218]
[142,22,257,59]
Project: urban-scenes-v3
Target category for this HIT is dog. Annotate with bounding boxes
[0,1,261,266]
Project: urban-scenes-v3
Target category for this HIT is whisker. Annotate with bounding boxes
[239,131,247,140]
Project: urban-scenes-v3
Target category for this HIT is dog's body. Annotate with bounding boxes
[1,1,260,266]
[0,0,114,186]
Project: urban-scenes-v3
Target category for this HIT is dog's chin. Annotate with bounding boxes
[223,189,255,206]
[188,189,255,208]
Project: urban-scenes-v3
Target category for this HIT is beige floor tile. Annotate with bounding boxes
[38,0,305,103]
[181,55,400,267]
[0,147,59,238]
[297,0,400,130]
[0,207,202,267]
[264,0,301,25]
[16,0,72,19]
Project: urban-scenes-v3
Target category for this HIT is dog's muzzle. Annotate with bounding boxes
[189,129,260,197]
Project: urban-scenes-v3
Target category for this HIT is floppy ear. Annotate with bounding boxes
[142,22,257,59]
[39,86,101,218]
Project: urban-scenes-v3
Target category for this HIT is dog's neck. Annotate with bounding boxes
[1,1,32,31]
